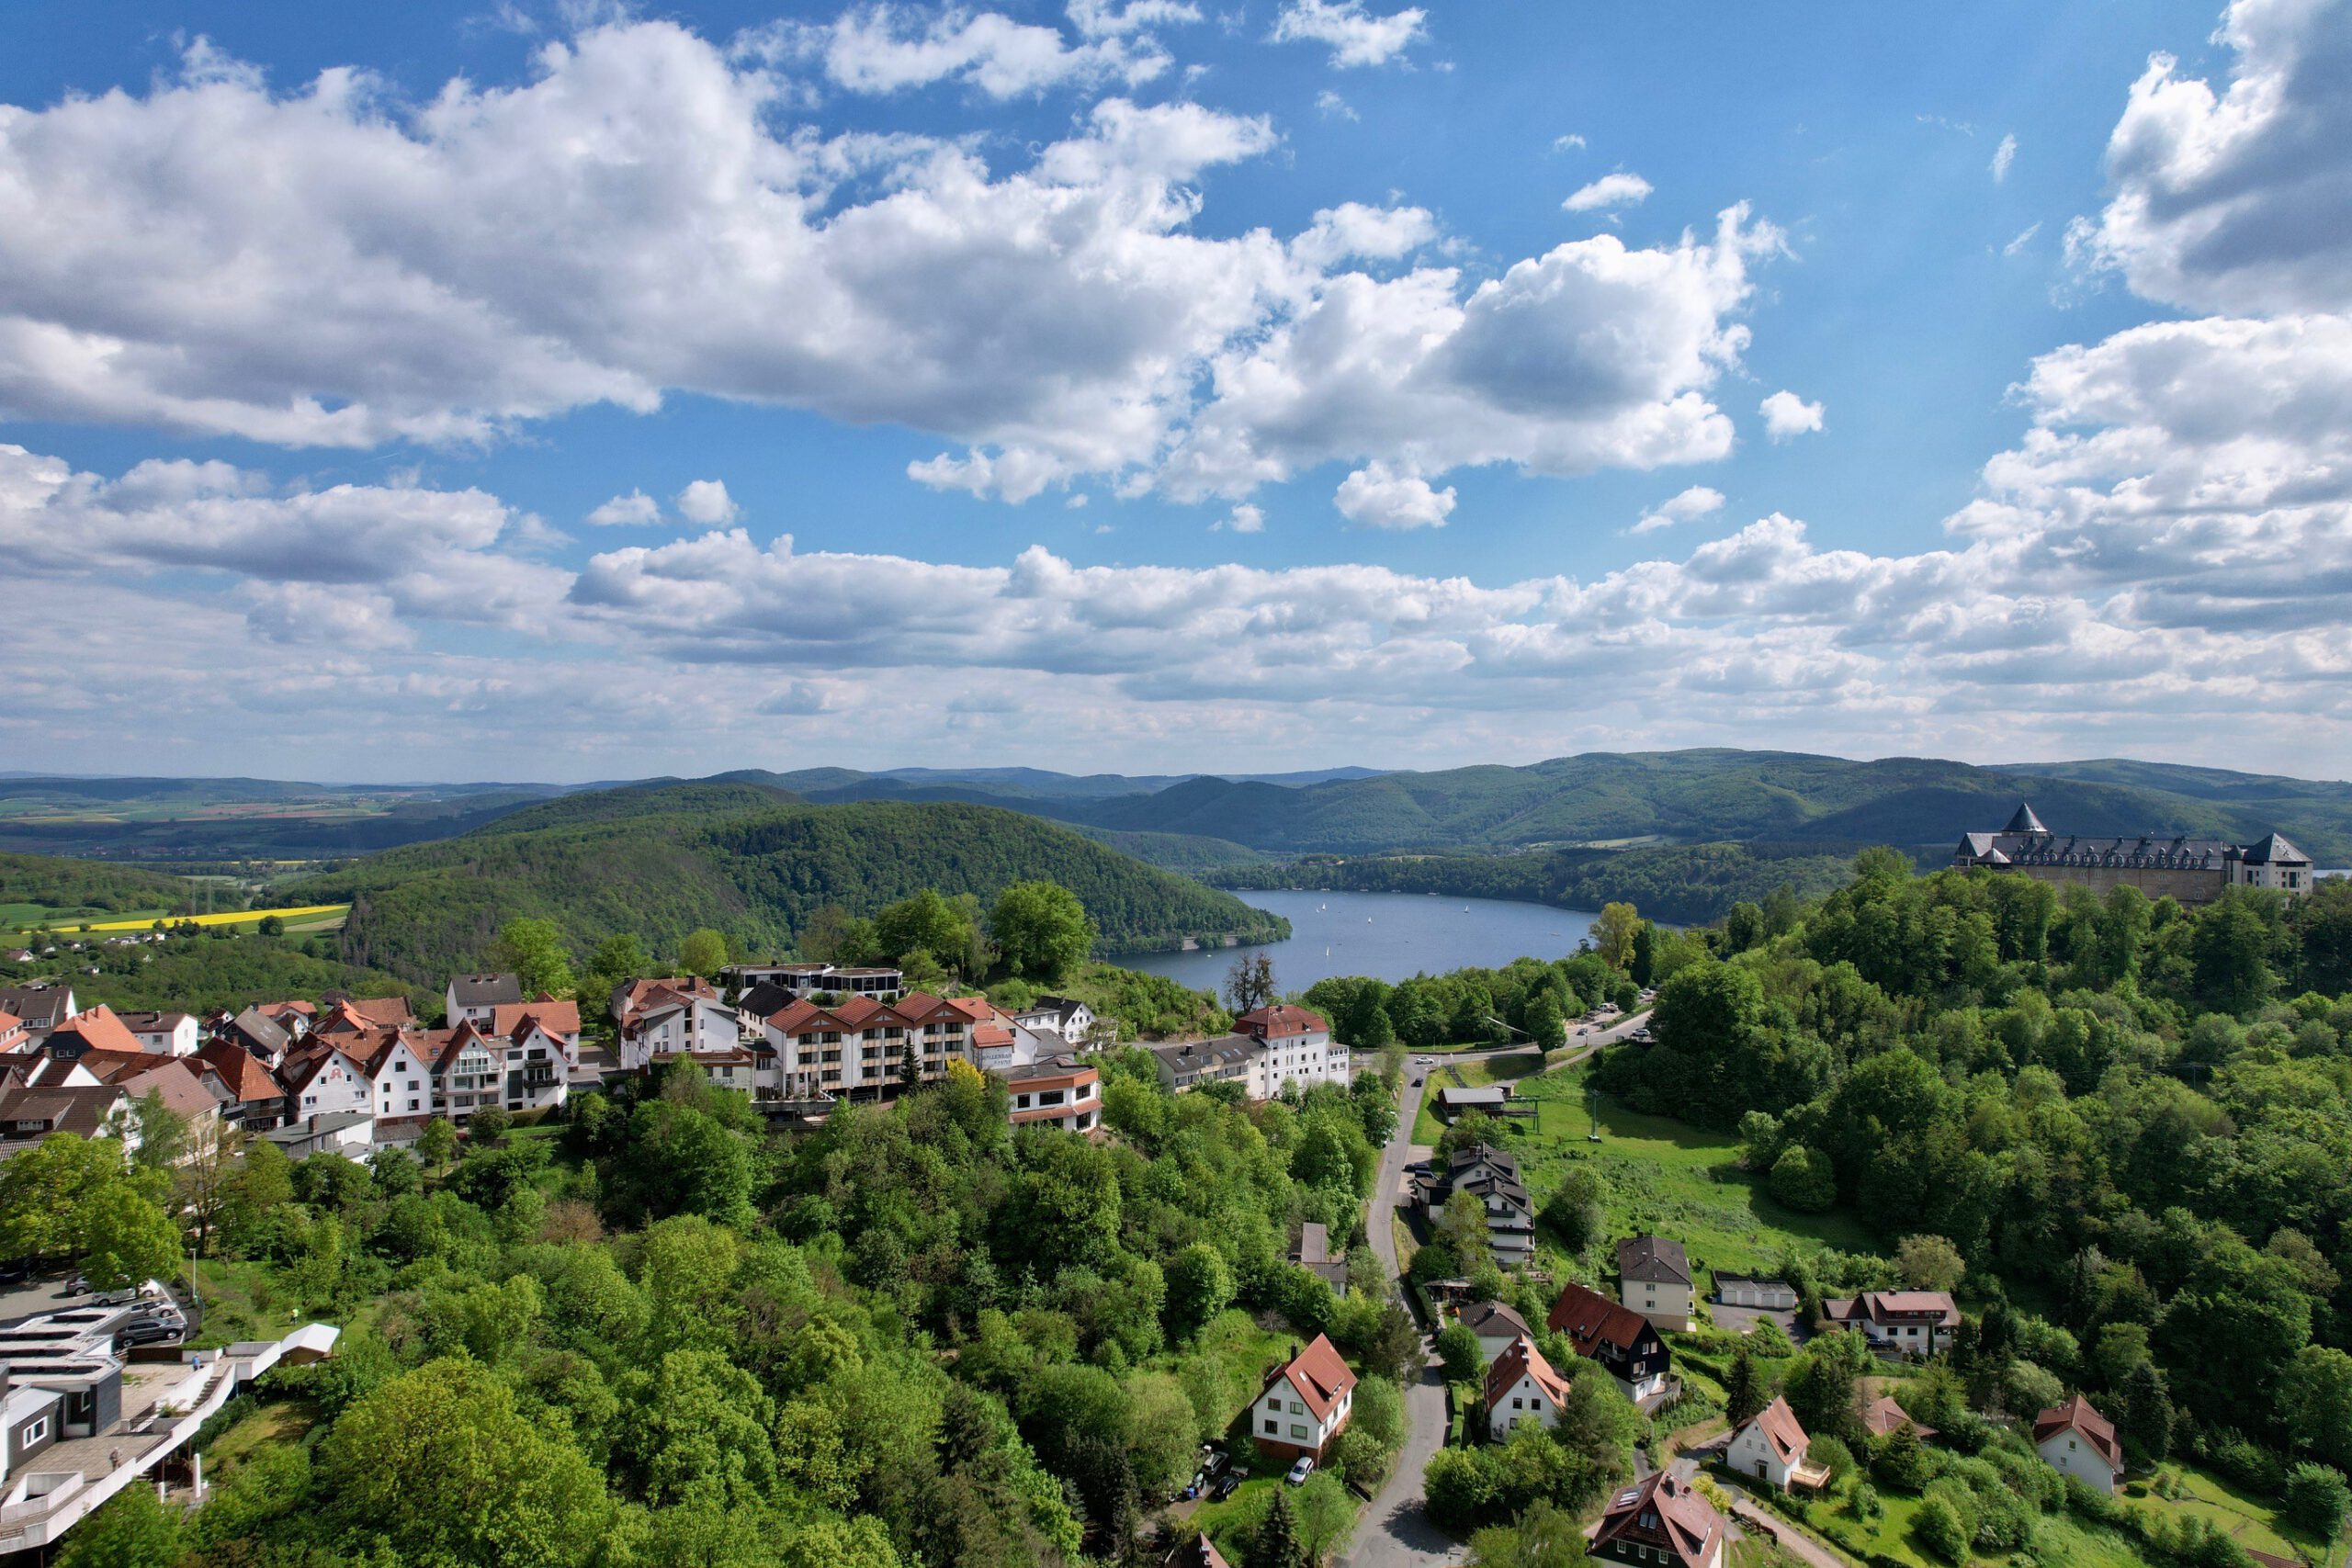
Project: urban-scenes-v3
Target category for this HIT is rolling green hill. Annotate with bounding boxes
[288,787,1289,983]
[800,750,2352,863]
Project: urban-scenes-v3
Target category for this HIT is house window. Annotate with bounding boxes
[21,1416,46,1445]
[1263,1417,1277,1434]
[1289,1424,1308,1440]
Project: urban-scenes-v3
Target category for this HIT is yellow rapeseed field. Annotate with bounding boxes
[79,904,349,931]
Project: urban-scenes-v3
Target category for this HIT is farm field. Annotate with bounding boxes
[71,903,349,933]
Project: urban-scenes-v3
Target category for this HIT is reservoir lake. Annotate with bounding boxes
[1117,888,1606,991]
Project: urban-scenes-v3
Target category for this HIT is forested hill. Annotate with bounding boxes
[289,788,1289,983]
[866,750,2352,862]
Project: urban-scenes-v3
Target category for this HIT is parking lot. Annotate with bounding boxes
[0,1270,192,1337]
[1709,1299,1807,1343]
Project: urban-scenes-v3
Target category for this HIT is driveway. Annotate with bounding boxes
[1710,1301,1808,1344]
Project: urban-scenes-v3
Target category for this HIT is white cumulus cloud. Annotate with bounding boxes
[1759,389,1826,440]
[586,490,662,526]
[1991,132,2018,182]
[1333,462,1455,529]
[1564,173,1653,212]
[1631,484,1726,534]
[675,479,740,526]
[1269,0,1427,67]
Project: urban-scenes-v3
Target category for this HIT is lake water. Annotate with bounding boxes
[1117,888,1607,991]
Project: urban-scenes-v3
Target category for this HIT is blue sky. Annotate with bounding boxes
[2,0,2346,781]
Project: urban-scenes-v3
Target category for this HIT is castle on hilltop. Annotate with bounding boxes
[1951,802,2312,907]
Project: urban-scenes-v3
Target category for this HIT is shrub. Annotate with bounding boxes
[2284,1461,2350,1536]
[1911,1495,1969,1563]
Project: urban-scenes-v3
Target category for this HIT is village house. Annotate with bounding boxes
[215,1006,293,1067]
[1251,1334,1356,1465]
[445,973,524,1024]
[0,1013,26,1057]
[31,1008,146,1066]
[1820,1290,1962,1356]
[193,1042,290,1130]
[1862,1394,1937,1444]
[1012,995,1097,1046]
[113,1011,198,1056]
[611,977,736,1067]
[1291,1223,1351,1292]
[2034,1393,2124,1492]
[1001,1055,1102,1134]
[1458,1300,1535,1362]
[1484,1334,1574,1439]
[1164,1535,1232,1568]
[279,1043,370,1122]
[1725,1395,1831,1491]
[1617,1235,1695,1332]
[1233,1005,1349,1095]
[1147,1034,1259,1093]
[0,986,74,1050]
[1547,1280,1672,1405]
[1589,1472,1726,1568]
[1415,1145,1537,1270]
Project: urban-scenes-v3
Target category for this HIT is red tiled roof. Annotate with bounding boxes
[1264,1333,1356,1424]
[1165,1535,1231,1568]
[492,998,580,1039]
[345,996,417,1028]
[1483,1334,1571,1416]
[1862,1394,1936,1441]
[194,1042,283,1104]
[1545,1280,1652,1355]
[2034,1394,2122,1472]
[1237,1004,1328,1039]
[49,1006,145,1058]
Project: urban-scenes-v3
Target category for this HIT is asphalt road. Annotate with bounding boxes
[1341,1010,1654,1568]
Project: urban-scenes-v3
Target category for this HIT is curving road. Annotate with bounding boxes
[1343,1011,1652,1568]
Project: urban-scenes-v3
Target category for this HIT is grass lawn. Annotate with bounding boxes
[1507,1062,1879,1280]
[1409,1054,1545,1145]
[2121,1464,2330,1563]
[201,1399,315,1472]
[1193,1473,1358,1566]
[2031,1515,2161,1568]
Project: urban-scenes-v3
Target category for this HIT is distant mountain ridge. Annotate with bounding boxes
[6,751,2350,866]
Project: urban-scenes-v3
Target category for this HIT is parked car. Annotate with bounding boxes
[1409,1076,1423,1088]
[1211,1471,1242,1500]
[1403,1159,1430,1173]
[0,1258,34,1286]
[1200,1449,1229,1480]
[116,1316,183,1348]
[1285,1456,1315,1485]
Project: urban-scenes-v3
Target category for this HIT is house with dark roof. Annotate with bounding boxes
[219,1005,293,1066]
[0,985,74,1047]
[1415,1145,1537,1269]
[1458,1299,1533,1361]
[1250,1334,1356,1463]
[1291,1223,1351,1291]
[1547,1280,1670,1404]
[1820,1290,1961,1356]
[1617,1235,1695,1331]
[445,973,524,1023]
[2034,1393,2124,1492]
[1484,1334,1573,1439]
[1726,1394,1830,1490]
[1952,802,2313,906]
[1589,1472,1725,1568]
